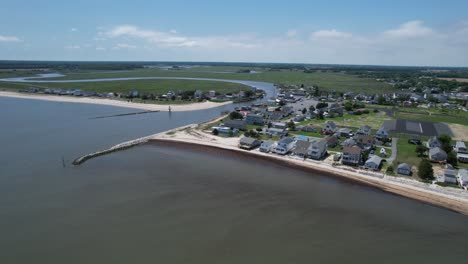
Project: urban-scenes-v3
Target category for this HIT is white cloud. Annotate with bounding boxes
[383,20,434,38]
[311,29,352,39]
[95,46,106,51]
[286,29,298,38]
[70,28,78,32]
[112,43,137,50]
[0,35,21,42]
[64,45,81,49]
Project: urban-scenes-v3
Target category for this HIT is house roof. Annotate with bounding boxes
[429,147,446,156]
[428,136,441,145]
[366,155,383,165]
[343,146,362,155]
[223,120,246,128]
[456,141,467,149]
[356,134,374,144]
[398,163,412,170]
[310,138,327,149]
[261,140,275,147]
[459,169,468,181]
[279,137,295,145]
[325,135,338,144]
[240,137,259,145]
[293,141,312,155]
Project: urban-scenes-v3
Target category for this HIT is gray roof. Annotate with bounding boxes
[456,141,467,149]
[398,163,412,170]
[429,147,446,156]
[366,155,383,165]
[279,137,295,145]
[310,138,327,149]
[428,136,441,146]
[223,120,246,128]
[240,137,259,145]
[293,141,312,155]
[261,140,275,147]
[459,169,468,181]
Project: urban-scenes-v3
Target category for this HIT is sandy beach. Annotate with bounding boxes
[149,123,468,215]
[0,91,232,112]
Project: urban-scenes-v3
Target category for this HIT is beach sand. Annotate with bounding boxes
[150,123,468,215]
[0,91,232,112]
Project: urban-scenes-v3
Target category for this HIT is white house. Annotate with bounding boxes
[260,140,276,153]
[365,155,383,170]
[455,141,467,154]
[437,168,458,184]
[274,137,296,155]
[458,169,468,188]
[307,138,328,160]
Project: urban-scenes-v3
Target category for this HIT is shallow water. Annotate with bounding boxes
[0,97,467,263]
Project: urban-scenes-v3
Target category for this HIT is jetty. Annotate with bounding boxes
[72,135,153,165]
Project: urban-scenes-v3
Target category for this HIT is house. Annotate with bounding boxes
[397,163,412,176]
[322,121,337,135]
[208,90,216,97]
[260,140,276,153]
[376,127,389,140]
[341,138,357,148]
[300,125,316,133]
[355,134,374,148]
[337,128,353,138]
[458,169,468,187]
[365,155,383,170]
[274,137,296,155]
[426,136,441,149]
[342,146,362,166]
[325,136,339,148]
[455,141,467,154]
[328,103,344,117]
[437,168,458,184]
[271,122,287,130]
[266,128,287,137]
[292,140,312,158]
[429,147,447,162]
[458,153,468,163]
[308,138,328,160]
[293,115,305,122]
[212,126,238,135]
[222,120,247,130]
[245,114,265,126]
[239,137,261,150]
[194,90,203,99]
[356,125,372,135]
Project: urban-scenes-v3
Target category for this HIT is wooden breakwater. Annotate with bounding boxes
[72,135,153,165]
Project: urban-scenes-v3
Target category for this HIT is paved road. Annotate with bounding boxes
[387,137,398,164]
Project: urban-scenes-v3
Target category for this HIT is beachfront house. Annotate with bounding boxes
[325,136,339,148]
[307,138,328,160]
[437,168,458,184]
[208,90,216,98]
[222,120,247,131]
[274,137,296,155]
[458,169,468,188]
[426,136,442,149]
[245,114,265,126]
[342,146,362,166]
[260,140,276,153]
[365,155,383,170]
[397,163,412,176]
[239,137,261,150]
[356,125,372,136]
[292,140,312,158]
[455,141,468,154]
[376,127,389,140]
[322,121,337,135]
[429,147,447,162]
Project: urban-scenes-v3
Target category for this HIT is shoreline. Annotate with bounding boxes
[0,91,232,112]
[149,124,468,215]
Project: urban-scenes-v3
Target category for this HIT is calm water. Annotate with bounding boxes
[1,97,467,263]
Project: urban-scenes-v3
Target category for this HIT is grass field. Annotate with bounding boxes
[33,67,393,94]
[298,111,393,130]
[0,79,249,95]
[395,140,423,167]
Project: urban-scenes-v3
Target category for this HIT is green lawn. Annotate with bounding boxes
[299,111,393,130]
[395,140,422,167]
[34,67,393,94]
[290,131,325,138]
[0,79,249,95]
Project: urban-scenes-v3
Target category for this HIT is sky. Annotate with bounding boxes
[1,0,468,66]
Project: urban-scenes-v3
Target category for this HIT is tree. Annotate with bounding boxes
[302,108,307,114]
[278,100,286,106]
[316,102,329,109]
[416,144,428,157]
[229,111,243,120]
[386,165,394,174]
[418,159,434,180]
[316,111,324,120]
[344,101,353,111]
[287,120,296,131]
[447,151,458,167]
[212,129,219,136]
[309,105,315,112]
[438,134,452,145]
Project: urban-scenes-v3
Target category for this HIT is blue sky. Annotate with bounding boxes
[1,0,468,66]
